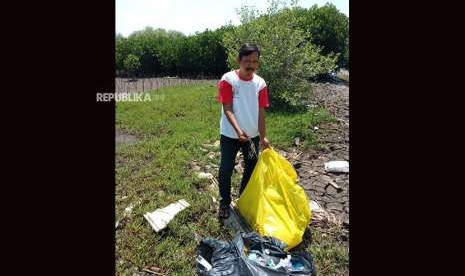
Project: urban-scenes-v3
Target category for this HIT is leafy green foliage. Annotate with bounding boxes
[123,54,141,78]
[116,27,231,78]
[115,1,349,78]
[294,3,349,68]
[222,0,338,109]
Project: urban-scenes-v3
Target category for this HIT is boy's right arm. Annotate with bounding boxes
[223,103,248,142]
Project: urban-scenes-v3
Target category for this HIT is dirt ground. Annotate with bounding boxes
[282,80,349,226]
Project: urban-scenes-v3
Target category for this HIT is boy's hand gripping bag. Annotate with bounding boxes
[237,147,311,250]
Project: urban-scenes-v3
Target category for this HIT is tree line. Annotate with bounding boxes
[116,3,349,80]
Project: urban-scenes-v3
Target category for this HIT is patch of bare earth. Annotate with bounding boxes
[282,81,349,227]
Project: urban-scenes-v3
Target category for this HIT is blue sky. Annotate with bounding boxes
[116,0,349,37]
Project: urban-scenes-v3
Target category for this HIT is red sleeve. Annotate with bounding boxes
[217,80,233,104]
[258,86,270,108]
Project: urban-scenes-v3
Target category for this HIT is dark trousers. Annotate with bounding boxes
[218,134,260,207]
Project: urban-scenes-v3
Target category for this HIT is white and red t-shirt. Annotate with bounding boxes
[217,70,270,139]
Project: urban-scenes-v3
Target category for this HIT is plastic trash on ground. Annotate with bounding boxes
[197,172,214,179]
[196,231,314,276]
[324,161,349,173]
[237,147,311,250]
[143,199,190,232]
[309,200,323,213]
[196,255,212,271]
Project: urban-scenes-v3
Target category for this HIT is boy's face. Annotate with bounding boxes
[237,52,259,76]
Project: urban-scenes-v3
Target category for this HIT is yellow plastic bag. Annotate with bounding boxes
[237,147,311,250]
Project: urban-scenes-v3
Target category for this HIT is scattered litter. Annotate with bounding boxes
[309,200,343,227]
[210,177,219,187]
[312,211,343,227]
[211,196,217,203]
[207,152,216,159]
[309,200,323,213]
[234,164,243,174]
[247,252,258,261]
[124,204,134,215]
[144,199,190,232]
[142,267,166,275]
[115,220,120,229]
[196,232,314,275]
[324,161,349,173]
[196,255,213,271]
[328,180,342,190]
[202,140,220,149]
[313,126,319,131]
[294,137,300,146]
[196,172,214,179]
[312,212,343,226]
[208,183,216,192]
[274,255,291,270]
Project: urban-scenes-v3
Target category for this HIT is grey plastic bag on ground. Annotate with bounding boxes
[196,232,314,276]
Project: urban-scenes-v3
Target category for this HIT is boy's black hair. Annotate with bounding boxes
[238,43,261,60]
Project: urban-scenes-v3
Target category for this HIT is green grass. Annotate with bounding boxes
[116,83,347,275]
[307,226,349,275]
[267,107,335,149]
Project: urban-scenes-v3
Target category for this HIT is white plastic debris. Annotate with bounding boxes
[234,164,244,174]
[313,126,319,131]
[196,255,212,271]
[309,200,323,213]
[196,172,214,179]
[207,152,216,159]
[324,161,349,173]
[124,205,134,214]
[274,255,292,270]
[309,200,342,226]
[143,199,190,232]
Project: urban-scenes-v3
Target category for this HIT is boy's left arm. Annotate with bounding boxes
[258,108,270,149]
